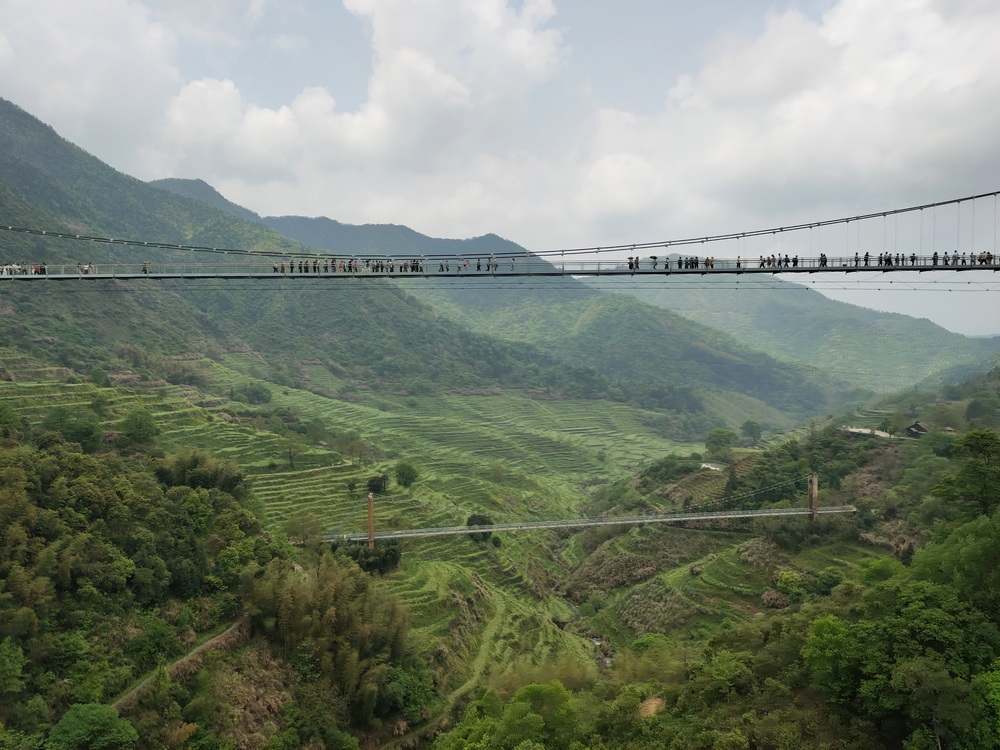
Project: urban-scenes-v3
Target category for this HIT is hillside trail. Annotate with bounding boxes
[110,617,248,712]
[380,592,508,748]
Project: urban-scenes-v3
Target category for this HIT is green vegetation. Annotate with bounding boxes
[0,422,435,748]
[591,273,1000,393]
[437,424,1000,749]
[4,96,1000,749]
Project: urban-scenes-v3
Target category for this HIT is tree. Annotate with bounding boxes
[0,403,21,438]
[932,429,1000,515]
[395,461,419,488]
[850,580,999,740]
[282,438,304,469]
[47,703,138,749]
[740,420,762,445]
[802,615,858,702]
[367,474,389,494]
[0,638,25,696]
[230,382,272,405]
[89,367,110,387]
[957,428,1000,465]
[775,571,806,603]
[117,407,159,447]
[910,507,1000,616]
[467,513,493,543]
[705,429,738,458]
[966,393,1000,427]
[41,406,101,452]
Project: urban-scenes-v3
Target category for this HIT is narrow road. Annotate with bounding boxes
[110,617,248,712]
[381,593,509,748]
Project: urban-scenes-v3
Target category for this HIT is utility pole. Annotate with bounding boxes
[367,492,375,550]
[808,473,818,521]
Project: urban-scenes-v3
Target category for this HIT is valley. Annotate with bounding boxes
[0,97,999,749]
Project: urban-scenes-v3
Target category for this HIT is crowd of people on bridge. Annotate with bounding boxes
[1,263,47,275]
[853,250,997,267]
[4,251,997,277]
[268,257,510,274]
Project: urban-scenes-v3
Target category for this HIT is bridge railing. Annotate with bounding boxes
[325,505,857,541]
[0,254,995,278]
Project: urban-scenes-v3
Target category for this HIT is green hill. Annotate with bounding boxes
[0,100,627,408]
[585,273,1000,392]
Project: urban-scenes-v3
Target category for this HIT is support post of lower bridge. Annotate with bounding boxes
[808,473,818,521]
[367,492,375,550]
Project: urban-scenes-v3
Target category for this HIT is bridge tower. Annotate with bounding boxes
[367,492,375,550]
[808,473,819,521]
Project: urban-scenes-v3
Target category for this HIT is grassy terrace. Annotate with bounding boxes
[12,348,827,691]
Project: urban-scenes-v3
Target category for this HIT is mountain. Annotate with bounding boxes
[151,177,263,224]
[246,205,1000,396]
[1,97,853,438]
[0,99,613,403]
[145,187,860,422]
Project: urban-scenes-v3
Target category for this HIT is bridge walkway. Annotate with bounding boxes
[325,505,857,542]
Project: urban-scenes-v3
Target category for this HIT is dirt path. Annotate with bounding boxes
[110,617,248,712]
[446,593,507,706]
[380,593,508,748]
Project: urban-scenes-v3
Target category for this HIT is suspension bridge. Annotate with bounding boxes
[327,474,856,546]
[0,255,996,281]
[325,505,857,543]
[1,190,998,282]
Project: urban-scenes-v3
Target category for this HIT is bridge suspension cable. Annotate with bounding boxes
[2,189,999,261]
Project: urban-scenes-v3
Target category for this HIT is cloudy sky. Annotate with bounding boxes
[2,0,999,334]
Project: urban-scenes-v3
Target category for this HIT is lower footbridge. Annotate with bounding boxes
[324,505,857,543]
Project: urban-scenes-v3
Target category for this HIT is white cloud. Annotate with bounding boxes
[0,0,180,173]
[150,0,567,189]
[4,0,1000,266]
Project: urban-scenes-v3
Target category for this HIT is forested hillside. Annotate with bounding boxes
[0,96,857,439]
[587,274,1000,392]
[204,190,1000,395]
[434,409,1000,749]
[0,417,430,748]
[3,97,1000,749]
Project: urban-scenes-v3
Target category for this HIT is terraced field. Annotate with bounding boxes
[1,347,757,693]
[0,348,208,429]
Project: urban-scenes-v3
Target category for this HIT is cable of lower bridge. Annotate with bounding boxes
[662,475,810,516]
[326,494,371,539]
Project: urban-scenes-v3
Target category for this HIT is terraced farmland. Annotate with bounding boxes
[0,347,736,692]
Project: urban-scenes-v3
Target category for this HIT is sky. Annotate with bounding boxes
[1,0,999,334]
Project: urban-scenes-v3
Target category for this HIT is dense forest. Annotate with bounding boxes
[0,411,440,749]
